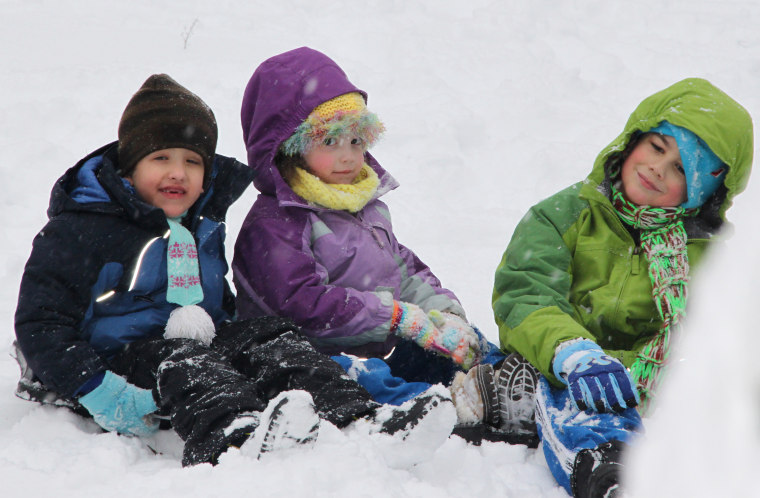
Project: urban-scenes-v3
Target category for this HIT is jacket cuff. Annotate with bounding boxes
[74,371,106,397]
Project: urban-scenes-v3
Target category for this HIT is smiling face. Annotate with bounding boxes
[127,148,205,218]
[302,135,366,184]
[620,133,688,208]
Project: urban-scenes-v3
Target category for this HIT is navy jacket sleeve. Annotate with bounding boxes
[15,216,109,397]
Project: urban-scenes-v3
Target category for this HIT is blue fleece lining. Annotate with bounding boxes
[71,156,135,204]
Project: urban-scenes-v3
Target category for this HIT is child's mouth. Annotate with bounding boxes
[160,186,186,198]
[637,173,661,192]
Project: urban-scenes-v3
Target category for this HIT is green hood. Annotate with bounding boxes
[587,78,753,219]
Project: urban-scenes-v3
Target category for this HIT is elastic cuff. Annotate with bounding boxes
[552,338,600,380]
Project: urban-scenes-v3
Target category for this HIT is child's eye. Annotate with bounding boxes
[650,141,664,153]
[350,137,365,146]
[323,137,337,146]
[676,164,685,175]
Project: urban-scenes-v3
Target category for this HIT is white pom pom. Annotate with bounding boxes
[164,304,216,346]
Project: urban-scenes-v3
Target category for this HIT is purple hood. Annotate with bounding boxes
[241,47,396,202]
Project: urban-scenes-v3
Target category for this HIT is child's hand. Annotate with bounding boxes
[79,371,159,437]
[392,302,451,357]
[552,338,640,413]
[427,310,483,370]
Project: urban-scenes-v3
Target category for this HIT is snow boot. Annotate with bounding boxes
[449,363,500,426]
[241,390,321,459]
[351,384,457,468]
[182,413,260,466]
[182,390,319,466]
[571,440,626,498]
[496,352,539,436]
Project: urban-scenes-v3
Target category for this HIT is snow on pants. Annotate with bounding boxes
[333,328,507,405]
[534,377,642,494]
[108,317,378,465]
[213,317,378,428]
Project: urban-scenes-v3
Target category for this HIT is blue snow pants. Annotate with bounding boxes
[535,377,642,494]
[333,329,506,405]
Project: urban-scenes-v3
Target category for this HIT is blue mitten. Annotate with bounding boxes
[552,339,640,413]
[79,371,159,437]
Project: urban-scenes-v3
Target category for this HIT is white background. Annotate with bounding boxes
[1,1,759,496]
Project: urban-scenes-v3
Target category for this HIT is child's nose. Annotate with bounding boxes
[338,143,357,162]
[167,160,187,179]
[648,159,666,177]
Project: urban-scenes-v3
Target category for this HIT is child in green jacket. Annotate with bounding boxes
[492,78,753,497]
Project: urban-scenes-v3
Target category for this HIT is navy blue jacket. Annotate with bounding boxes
[14,143,254,397]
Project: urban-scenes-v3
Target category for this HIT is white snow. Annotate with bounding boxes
[1,1,759,496]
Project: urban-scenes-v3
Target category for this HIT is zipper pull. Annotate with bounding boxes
[368,225,385,248]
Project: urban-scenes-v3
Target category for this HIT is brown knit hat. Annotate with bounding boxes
[117,74,218,179]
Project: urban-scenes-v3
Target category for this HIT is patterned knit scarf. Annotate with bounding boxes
[288,164,380,213]
[611,186,698,414]
[165,217,203,306]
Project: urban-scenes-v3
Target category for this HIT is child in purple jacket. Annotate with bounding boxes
[233,47,510,433]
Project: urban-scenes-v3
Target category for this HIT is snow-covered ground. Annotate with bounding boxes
[1,1,759,496]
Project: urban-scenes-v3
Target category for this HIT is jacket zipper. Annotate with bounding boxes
[366,224,385,248]
[631,246,640,275]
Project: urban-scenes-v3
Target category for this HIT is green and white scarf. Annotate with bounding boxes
[611,186,698,414]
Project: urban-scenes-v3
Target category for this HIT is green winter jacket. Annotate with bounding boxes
[492,78,753,386]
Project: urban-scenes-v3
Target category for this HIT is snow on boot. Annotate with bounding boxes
[449,363,499,426]
[571,440,626,498]
[241,390,321,460]
[182,412,260,466]
[497,352,539,435]
[351,384,457,468]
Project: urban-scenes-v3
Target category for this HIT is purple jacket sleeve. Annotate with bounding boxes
[232,203,398,356]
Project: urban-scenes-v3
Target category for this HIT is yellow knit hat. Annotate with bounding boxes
[309,92,366,122]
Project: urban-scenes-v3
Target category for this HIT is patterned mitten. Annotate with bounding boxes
[79,371,159,437]
[392,301,451,357]
[552,338,640,413]
[428,310,482,370]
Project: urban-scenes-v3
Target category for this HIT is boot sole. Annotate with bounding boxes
[497,352,540,431]
[252,391,321,458]
[475,363,500,427]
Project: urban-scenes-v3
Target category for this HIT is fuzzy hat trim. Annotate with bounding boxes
[281,93,385,156]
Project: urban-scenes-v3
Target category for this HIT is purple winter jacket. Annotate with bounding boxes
[233,47,465,357]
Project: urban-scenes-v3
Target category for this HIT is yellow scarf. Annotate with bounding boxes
[288,164,379,213]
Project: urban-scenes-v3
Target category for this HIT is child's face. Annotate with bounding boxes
[127,148,205,218]
[303,135,366,184]
[620,133,687,207]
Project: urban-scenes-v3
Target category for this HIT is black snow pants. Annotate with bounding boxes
[108,317,378,465]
